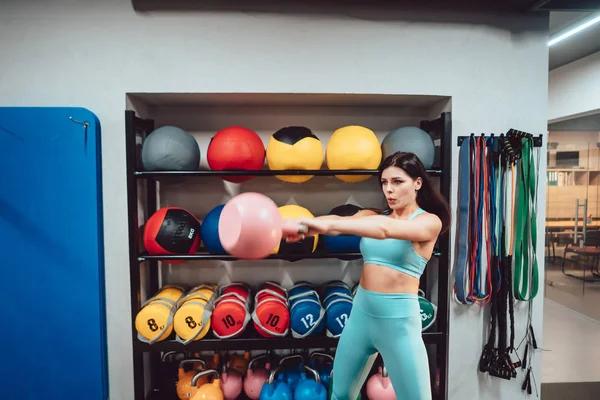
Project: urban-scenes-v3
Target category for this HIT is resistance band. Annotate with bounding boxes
[455,131,541,386]
[455,135,492,305]
[513,136,540,301]
[454,137,473,304]
[480,134,521,381]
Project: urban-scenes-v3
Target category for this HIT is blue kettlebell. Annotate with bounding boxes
[288,281,315,299]
[290,296,326,338]
[322,280,352,300]
[294,365,327,400]
[309,351,334,388]
[324,294,353,338]
[276,354,304,391]
[288,282,319,309]
[259,365,292,400]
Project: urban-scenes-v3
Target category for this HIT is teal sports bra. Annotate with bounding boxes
[359,208,429,280]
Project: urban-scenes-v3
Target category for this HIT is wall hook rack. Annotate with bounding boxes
[456,132,543,147]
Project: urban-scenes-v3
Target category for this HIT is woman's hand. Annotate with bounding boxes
[283,217,333,243]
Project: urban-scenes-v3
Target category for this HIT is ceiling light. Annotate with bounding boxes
[549,13,600,47]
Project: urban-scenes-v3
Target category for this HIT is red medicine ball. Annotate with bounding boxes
[143,207,201,257]
[207,126,265,183]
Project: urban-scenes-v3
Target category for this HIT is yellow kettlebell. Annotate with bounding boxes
[177,359,209,400]
[158,285,188,302]
[180,284,217,305]
[135,285,185,343]
[174,299,213,344]
[191,369,223,400]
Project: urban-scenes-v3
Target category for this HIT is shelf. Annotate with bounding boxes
[138,249,442,262]
[126,109,453,400]
[548,168,590,172]
[135,329,445,353]
[127,92,449,108]
[135,168,443,178]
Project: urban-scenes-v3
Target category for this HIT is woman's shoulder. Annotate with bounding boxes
[412,209,443,232]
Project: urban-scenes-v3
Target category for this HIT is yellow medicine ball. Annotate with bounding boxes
[326,125,382,183]
[273,204,318,254]
[266,126,324,183]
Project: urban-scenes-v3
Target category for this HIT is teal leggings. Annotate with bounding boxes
[331,285,432,400]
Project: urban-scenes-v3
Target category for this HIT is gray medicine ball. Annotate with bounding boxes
[381,126,435,168]
[141,126,201,171]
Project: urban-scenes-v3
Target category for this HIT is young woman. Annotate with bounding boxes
[284,151,451,400]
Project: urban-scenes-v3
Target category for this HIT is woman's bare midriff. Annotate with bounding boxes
[359,263,421,294]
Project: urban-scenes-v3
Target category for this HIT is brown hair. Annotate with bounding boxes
[369,152,451,235]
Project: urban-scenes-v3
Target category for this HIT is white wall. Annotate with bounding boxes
[0,1,549,399]
[549,50,600,122]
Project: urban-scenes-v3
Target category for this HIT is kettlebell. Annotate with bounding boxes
[244,353,272,400]
[294,365,327,400]
[220,362,243,400]
[366,365,396,400]
[191,369,224,400]
[177,359,208,400]
[259,365,293,400]
[160,351,188,398]
[309,351,334,388]
[202,352,221,370]
[277,354,304,391]
[228,351,251,376]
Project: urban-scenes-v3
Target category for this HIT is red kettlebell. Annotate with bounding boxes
[220,282,251,303]
[366,365,396,400]
[255,282,287,303]
[244,353,272,400]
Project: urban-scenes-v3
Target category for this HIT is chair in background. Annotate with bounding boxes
[562,229,600,286]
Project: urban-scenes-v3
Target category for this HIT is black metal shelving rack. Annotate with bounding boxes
[125,110,452,400]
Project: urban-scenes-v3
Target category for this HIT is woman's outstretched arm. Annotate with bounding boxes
[313,209,379,221]
[288,213,441,242]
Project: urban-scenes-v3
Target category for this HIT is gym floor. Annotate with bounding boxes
[540,257,600,400]
[544,255,600,321]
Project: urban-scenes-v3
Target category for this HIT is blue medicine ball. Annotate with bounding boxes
[201,204,227,254]
[323,204,363,259]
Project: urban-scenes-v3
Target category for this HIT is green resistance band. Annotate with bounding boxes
[513,137,539,301]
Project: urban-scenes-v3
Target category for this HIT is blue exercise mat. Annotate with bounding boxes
[0,107,108,400]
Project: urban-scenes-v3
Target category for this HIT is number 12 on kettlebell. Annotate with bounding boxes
[301,314,317,329]
[335,313,348,329]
